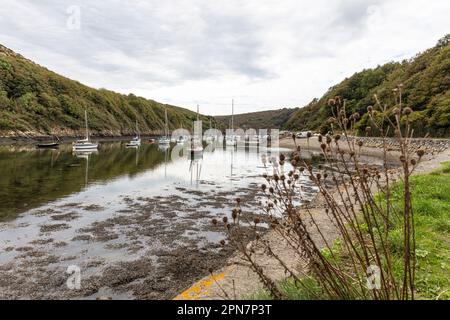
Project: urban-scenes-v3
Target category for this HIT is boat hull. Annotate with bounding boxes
[37,143,59,149]
[72,144,98,151]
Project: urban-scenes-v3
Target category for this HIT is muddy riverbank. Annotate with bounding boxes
[0,183,268,299]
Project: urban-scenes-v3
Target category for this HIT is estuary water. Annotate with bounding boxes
[0,141,318,299]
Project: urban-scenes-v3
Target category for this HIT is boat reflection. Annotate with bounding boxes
[189,158,202,187]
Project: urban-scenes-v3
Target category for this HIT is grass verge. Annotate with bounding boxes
[250,162,450,300]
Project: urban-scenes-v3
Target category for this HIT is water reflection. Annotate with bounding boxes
[0,141,319,222]
[0,143,167,221]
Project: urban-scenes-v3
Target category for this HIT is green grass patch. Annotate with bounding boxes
[251,162,450,300]
[388,162,450,300]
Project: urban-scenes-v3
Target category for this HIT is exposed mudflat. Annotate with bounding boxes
[0,181,289,299]
[0,142,321,299]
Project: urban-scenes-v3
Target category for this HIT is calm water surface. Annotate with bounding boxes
[0,141,318,299]
[0,142,290,221]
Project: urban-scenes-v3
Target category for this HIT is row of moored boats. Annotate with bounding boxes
[38,101,255,153]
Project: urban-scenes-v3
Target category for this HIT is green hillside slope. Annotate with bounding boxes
[285,35,450,137]
[215,108,297,130]
[0,44,214,137]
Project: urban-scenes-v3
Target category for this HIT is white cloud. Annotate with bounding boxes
[0,0,449,115]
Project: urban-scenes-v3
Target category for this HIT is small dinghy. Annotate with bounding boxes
[37,136,60,149]
[37,142,59,149]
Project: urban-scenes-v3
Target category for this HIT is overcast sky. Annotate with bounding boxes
[0,0,449,115]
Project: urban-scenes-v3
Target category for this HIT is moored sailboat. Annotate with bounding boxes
[158,108,171,145]
[126,120,141,147]
[187,105,203,156]
[73,110,98,151]
[226,99,237,146]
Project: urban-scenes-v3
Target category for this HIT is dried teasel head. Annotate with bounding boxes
[410,159,417,166]
[231,209,238,221]
[212,218,218,225]
[357,140,363,147]
[236,197,241,204]
[321,143,327,150]
[280,153,286,162]
[334,134,341,142]
[416,149,425,158]
[399,155,406,163]
[269,187,274,194]
[220,239,226,246]
[367,106,374,114]
[261,184,267,191]
[254,217,260,225]
[223,216,228,224]
[328,98,336,106]
[318,134,323,142]
[307,132,312,138]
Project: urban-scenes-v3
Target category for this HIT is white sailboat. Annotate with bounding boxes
[177,135,187,145]
[158,108,171,145]
[73,110,98,151]
[226,99,237,146]
[126,120,141,147]
[188,105,203,156]
[204,118,215,142]
[176,124,188,145]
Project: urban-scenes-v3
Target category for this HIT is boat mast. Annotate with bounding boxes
[85,109,89,140]
[164,108,168,138]
[232,99,234,131]
[136,120,139,138]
